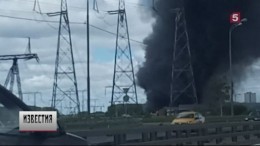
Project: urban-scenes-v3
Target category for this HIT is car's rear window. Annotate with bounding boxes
[176,113,194,118]
[249,111,260,116]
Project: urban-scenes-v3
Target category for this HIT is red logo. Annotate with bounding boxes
[230,12,241,23]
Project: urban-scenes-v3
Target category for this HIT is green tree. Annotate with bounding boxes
[204,75,230,116]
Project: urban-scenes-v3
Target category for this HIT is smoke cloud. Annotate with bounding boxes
[137,0,260,112]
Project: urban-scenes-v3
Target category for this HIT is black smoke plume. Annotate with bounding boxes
[137,0,260,112]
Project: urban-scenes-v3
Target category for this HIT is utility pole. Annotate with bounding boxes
[49,0,80,114]
[86,0,91,115]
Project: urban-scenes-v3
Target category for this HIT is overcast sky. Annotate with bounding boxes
[235,58,260,103]
[0,0,155,114]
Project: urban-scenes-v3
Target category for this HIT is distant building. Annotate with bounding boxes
[244,92,256,103]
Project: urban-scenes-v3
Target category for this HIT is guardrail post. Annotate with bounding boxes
[176,130,182,138]
[150,132,157,141]
[216,127,222,144]
[114,134,120,146]
[142,132,149,142]
[231,126,237,142]
[166,131,172,139]
[113,134,126,145]
[176,130,181,138]
[243,125,250,140]
[256,133,260,138]
[253,123,260,138]
[175,130,183,146]
[185,130,192,145]
[197,141,204,146]
[186,130,191,137]
[120,134,126,144]
[196,128,206,146]
[254,123,260,138]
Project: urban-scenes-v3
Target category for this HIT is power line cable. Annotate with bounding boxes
[96,0,153,9]
[33,0,59,30]
[94,12,117,27]
[3,0,86,11]
[0,13,145,45]
[73,41,88,82]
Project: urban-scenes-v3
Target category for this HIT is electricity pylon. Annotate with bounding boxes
[1,38,39,101]
[49,0,80,113]
[170,8,198,106]
[23,92,42,107]
[109,0,138,105]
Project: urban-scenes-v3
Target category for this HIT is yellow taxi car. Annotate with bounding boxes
[171,111,205,125]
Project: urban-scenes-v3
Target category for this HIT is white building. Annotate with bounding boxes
[244,92,256,103]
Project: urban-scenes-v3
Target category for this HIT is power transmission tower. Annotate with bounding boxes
[170,8,198,107]
[109,0,138,106]
[91,98,98,113]
[78,89,87,112]
[26,37,32,54]
[65,101,75,115]
[49,0,80,114]
[23,91,42,107]
[93,0,99,12]
[1,39,39,101]
[65,90,87,112]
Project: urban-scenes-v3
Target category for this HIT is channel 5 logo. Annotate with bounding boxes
[230,12,241,24]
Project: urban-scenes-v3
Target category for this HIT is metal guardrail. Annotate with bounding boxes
[62,115,246,131]
[205,115,246,123]
[70,121,260,145]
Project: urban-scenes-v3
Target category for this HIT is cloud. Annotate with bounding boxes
[235,59,260,102]
[23,75,52,89]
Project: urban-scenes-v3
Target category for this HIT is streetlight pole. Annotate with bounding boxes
[229,18,247,116]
